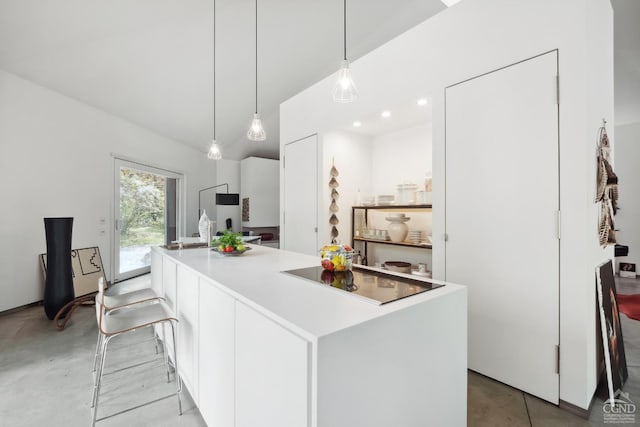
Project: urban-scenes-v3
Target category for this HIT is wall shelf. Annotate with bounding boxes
[351,204,433,266]
[353,236,432,249]
[352,204,432,211]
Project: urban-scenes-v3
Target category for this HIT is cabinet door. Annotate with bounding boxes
[283,134,318,255]
[162,258,177,312]
[161,258,178,361]
[445,51,559,403]
[150,250,163,296]
[176,266,199,404]
[198,279,235,427]
[235,302,309,427]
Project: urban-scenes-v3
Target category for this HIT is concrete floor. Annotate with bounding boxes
[1,276,638,426]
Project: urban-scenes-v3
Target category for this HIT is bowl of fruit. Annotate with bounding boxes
[320,244,353,272]
[211,230,251,256]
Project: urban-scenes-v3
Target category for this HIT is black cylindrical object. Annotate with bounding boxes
[43,217,74,320]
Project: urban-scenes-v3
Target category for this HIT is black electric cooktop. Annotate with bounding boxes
[282,266,444,305]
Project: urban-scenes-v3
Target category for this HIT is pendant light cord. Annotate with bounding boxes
[213,0,216,140]
[255,0,258,114]
[343,0,347,61]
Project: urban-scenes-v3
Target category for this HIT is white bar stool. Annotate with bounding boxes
[102,276,162,309]
[92,277,165,373]
[91,279,181,426]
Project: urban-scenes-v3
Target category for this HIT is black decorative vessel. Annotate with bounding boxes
[43,217,75,320]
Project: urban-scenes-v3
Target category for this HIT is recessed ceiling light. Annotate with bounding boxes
[381,111,391,118]
[353,121,362,127]
[417,98,428,106]
[441,0,461,7]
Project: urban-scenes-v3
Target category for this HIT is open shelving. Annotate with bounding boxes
[351,204,433,265]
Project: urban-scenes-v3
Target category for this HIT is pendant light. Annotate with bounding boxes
[247,0,266,141]
[208,0,222,160]
[332,0,358,103]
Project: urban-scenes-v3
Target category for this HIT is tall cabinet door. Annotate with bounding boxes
[283,134,318,256]
[199,279,235,427]
[235,302,309,427]
[445,51,560,403]
[176,266,199,404]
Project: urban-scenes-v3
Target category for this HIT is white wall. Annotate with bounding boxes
[371,124,432,196]
[0,69,215,312]
[614,122,640,272]
[321,131,372,246]
[280,0,613,410]
[240,157,279,227]
[214,159,241,232]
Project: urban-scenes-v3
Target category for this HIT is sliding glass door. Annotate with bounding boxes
[114,159,182,282]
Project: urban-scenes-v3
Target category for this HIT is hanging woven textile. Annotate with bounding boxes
[595,119,619,246]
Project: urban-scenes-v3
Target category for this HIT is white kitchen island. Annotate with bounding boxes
[151,244,467,427]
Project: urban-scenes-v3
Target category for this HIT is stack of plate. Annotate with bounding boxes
[407,230,422,244]
[376,195,395,205]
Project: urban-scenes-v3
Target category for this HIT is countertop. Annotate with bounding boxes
[153,244,464,340]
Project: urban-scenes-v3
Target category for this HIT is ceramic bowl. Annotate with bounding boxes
[385,261,412,274]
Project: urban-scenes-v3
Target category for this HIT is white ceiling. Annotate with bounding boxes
[0,1,637,160]
[344,99,434,137]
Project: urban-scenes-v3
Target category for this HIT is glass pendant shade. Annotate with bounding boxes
[332,59,358,103]
[247,113,266,141]
[207,140,222,160]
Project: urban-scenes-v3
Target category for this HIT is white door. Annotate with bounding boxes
[445,51,560,403]
[283,135,318,255]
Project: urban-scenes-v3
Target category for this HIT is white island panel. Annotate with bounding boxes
[316,288,467,427]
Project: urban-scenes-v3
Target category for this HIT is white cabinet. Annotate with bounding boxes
[161,258,178,361]
[198,279,235,427]
[235,302,309,427]
[176,266,200,404]
[162,258,177,312]
[150,249,163,296]
[241,157,279,227]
